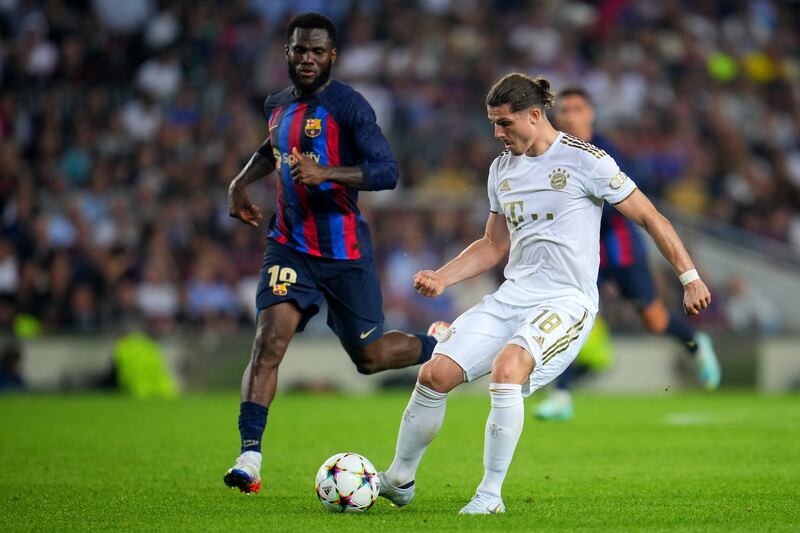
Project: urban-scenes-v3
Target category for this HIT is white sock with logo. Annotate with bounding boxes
[385,382,447,487]
[476,383,524,498]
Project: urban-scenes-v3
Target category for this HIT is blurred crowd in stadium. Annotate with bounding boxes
[0,0,797,336]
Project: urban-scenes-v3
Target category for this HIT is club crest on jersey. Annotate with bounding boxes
[272,283,288,296]
[549,168,569,190]
[610,171,629,190]
[304,118,322,138]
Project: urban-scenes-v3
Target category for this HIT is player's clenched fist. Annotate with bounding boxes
[414,270,447,297]
[291,147,327,186]
[683,279,711,316]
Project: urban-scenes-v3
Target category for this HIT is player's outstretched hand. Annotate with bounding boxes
[228,185,263,228]
[291,147,327,186]
[683,279,711,315]
[414,270,447,298]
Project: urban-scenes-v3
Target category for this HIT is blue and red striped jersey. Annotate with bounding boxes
[256,80,398,260]
[592,134,647,269]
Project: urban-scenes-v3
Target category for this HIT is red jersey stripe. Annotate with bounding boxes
[611,215,634,266]
[288,103,321,257]
[325,115,341,167]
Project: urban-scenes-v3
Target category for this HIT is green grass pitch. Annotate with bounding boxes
[1,391,798,532]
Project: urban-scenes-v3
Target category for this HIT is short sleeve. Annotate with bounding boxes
[586,154,637,204]
[487,160,501,213]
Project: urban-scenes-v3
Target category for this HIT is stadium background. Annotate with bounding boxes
[1,1,799,530]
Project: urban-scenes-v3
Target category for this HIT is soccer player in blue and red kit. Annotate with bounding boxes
[535,87,721,421]
[223,13,440,493]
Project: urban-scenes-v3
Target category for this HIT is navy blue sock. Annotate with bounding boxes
[556,363,575,390]
[415,334,437,365]
[665,311,697,355]
[239,401,268,453]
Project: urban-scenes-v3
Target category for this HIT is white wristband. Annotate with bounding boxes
[679,269,700,286]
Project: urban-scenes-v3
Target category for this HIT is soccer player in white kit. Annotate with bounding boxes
[377,73,713,514]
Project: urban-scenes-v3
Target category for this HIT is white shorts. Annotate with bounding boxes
[433,293,595,397]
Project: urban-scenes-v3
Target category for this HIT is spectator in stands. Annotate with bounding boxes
[0,1,797,334]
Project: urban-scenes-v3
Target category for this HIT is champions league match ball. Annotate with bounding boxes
[315,452,379,513]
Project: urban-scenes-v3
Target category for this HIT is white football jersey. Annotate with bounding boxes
[488,131,637,313]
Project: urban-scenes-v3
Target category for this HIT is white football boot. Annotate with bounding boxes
[223,451,262,493]
[377,472,415,507]
[459,492,506,515]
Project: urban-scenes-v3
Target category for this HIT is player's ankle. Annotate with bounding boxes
[240,450,262,461]
[384,468,413,488]
[551,389,572,403]
[476,487,502,500]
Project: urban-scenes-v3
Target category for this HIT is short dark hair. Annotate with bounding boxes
[286,12,338,47]
[556,86,592,105]
[486,73,554,112]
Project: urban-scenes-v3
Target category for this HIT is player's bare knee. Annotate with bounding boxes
[490,361,516,383]
[491,352,532,384]
[417,361,436,389]
[418,357,458,393]
[345,343,385,375]
[641,304,668,333]
[354,356,382,375]
[644,314,668,333]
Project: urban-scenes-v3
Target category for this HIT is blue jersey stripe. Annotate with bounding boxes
[329,214,346,259]
[315,107,345,259]
[606,230,620,264]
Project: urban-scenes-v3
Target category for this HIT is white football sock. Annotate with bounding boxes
[551,388,572,404]
[385,382,447,486]
[476,383,524,498]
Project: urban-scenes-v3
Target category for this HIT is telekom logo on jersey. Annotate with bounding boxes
[272,148,321,170]
[502,200,556,231]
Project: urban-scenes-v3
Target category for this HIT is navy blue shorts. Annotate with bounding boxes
[255,239,384,346]
[598,262,656,309]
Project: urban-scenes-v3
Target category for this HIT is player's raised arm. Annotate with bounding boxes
[414,211,509,297]
[227,138,276,227]
[612,189,711,315]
